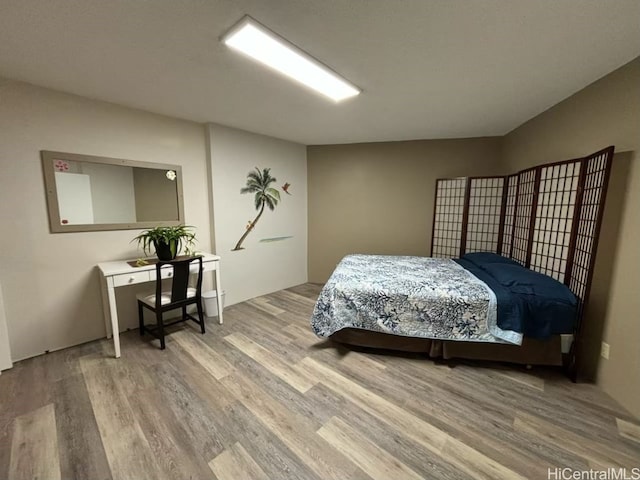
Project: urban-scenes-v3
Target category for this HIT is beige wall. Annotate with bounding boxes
[502,57,640,417]
[0,78,211,361]
[133,167,180,222]
[307,138,502,282]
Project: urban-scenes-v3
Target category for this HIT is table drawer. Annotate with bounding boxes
[159,266,175,279]
[113,271,150,287]
[200,260,218,273]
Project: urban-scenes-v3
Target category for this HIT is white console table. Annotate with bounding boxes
[97,253,223,358]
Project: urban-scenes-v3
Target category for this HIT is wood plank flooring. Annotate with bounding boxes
[1,283,638,480]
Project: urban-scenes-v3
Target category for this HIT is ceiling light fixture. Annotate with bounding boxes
[222,16,360,102]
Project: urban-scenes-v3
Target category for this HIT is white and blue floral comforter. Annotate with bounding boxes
[311,254,522,345]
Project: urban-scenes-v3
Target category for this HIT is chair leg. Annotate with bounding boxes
[196,300,205,334]
[157,310,166,350]
[138,301,144,336]
[182,306,187,321]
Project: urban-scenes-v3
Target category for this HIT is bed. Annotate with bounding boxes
[311,146,615,375]
[311,252,577,365]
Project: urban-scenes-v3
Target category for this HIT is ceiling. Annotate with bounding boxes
[1,0,639,145]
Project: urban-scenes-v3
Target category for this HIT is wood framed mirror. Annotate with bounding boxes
[41,150,185,233]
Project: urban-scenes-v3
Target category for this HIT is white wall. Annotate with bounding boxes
[208,124,308,306]
[0,78,211,361]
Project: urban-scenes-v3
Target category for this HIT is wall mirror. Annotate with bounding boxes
[42,151,185,233]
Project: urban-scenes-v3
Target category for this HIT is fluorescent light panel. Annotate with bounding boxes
[222,17,360,102]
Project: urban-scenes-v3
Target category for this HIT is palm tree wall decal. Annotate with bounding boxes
[232,167,281,251]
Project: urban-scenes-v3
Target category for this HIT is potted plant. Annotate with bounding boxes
[132,225,197,260]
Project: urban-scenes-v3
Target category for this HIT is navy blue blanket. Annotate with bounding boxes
[454,252,578,339]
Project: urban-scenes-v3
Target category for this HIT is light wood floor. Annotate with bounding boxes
[1,283,638,480]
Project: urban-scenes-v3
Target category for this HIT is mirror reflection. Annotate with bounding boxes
[42,151,184,233]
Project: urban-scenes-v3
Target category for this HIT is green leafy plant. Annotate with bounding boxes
[232,167,280,251]
[132,225,197,260]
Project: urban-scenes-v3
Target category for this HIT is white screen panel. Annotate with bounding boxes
[530,161,581,282]
[500,174,518,258]
[511,169,537,265]
[465,177,505,254]
[569,152,609,304]
[431,178,467,258]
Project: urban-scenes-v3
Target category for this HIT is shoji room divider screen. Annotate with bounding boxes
[431,146,614,377]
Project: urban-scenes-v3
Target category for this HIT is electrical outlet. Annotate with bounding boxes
[601,342,610,359]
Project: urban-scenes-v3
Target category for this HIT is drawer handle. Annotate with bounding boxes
[167,272,172,277]
[128,276,135,283]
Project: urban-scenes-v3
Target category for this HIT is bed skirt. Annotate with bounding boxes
[329,328,563,366]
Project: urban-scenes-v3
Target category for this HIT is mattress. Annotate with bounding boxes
[311,253,578,346]
[455,252,578,338]
[311,254,523,345]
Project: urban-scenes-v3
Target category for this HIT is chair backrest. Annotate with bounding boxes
[154,256,203,306]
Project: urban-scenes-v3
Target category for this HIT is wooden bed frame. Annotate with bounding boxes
[332,146,615,380]
[331,329,564,366]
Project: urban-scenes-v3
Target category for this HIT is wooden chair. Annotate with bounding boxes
[137,256,204,349]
